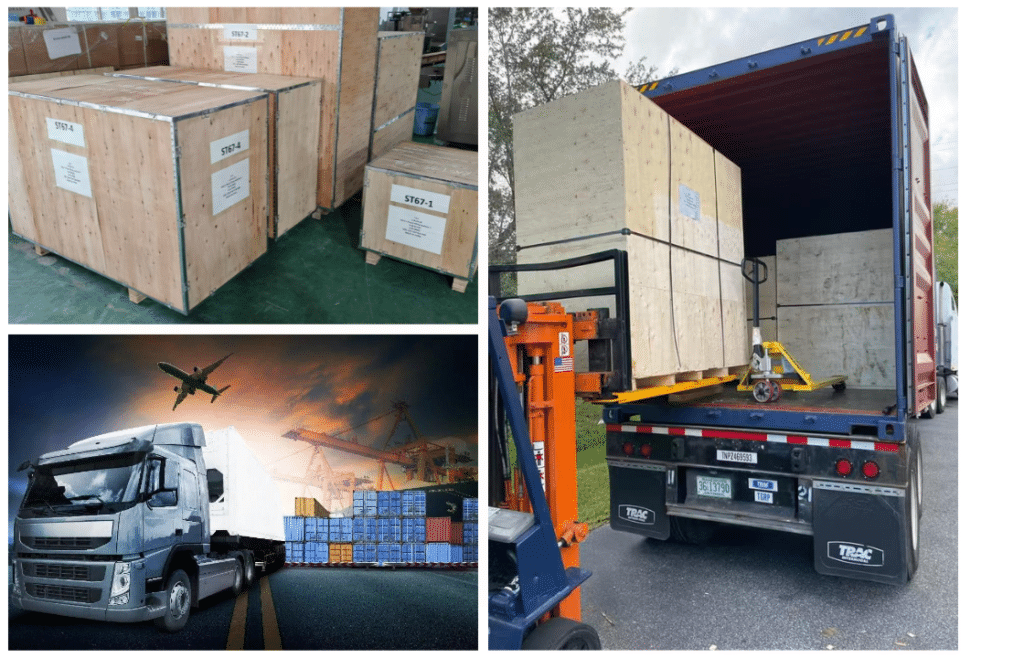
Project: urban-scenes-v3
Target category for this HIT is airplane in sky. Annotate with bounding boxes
[158,353,233,411]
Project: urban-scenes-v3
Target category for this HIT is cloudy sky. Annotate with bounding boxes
[613,7,958,205]
[8,335,477,537]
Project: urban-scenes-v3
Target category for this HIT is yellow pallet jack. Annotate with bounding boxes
[737,258,847,403]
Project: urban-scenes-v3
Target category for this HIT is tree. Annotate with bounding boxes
[933,200,958,303]
[489,8,672,282]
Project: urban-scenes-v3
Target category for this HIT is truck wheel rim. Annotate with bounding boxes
[910,477,919,552]
[170,582,190,619]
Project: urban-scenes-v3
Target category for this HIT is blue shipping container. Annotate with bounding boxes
[354,517,377,542]
[354,490,377,516]
[462,498,479,521]
[304,517,318,541]
[317,517,330,542]
[328,518,341,542]
[340,517,353,543]
[402,517,426,543]
[402,490,427,516]
[308,542,329,564]
[463,522,478,544]
[401,543,427,563]
[388,492,402,516]
[285,541,305,563]
[378,543,402,564]
[426,542,454,563]
[464,545,478,563]
[284,516,305,541]
[354,542,378,563]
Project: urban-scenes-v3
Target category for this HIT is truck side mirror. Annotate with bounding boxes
[146,457,179,508]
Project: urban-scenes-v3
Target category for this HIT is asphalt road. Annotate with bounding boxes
[9,566,477,650]
[580,401,958,650]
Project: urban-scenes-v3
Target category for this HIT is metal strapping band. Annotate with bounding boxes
[373,106,415,133]
[167,23,346,31]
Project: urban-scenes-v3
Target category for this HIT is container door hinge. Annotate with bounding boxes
[173,145,182,160]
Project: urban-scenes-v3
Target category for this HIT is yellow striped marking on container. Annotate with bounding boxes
[840,30,853,41]
[855,26,867,38]
[638,83,649,92]
[649,81,659,91]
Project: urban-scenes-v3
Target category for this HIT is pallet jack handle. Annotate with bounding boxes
[742,257,769,352]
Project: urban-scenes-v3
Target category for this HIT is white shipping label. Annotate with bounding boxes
[390,184,451,215]
[754,491,774,504]
[223,46,258,74]
[43,27,82,60]
[679,184,700,220]
[46,118,86,148]
[223,24,258,41]
[210,130,250,164]
[211,158,250,215]
[717,449,757,464]
[51,148,92,198]
[384,205,447,255]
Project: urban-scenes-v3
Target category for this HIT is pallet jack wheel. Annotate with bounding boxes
[768,380,782,402]
[832,381,847,391]
[752,380,773,403]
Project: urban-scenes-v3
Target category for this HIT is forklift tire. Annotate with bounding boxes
[154,569,192,633]
[936,378,947,413]
[669,517,716,545]
[230,558,245,597]
[522,617,601,650]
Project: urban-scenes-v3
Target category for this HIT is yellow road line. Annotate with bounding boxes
[226,590,248,650]
[260,576,283,650]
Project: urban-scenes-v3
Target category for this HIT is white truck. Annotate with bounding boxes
[12,423,285,632]
[934,281,958,412]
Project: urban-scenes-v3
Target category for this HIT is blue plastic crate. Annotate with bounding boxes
[284,517,305,542]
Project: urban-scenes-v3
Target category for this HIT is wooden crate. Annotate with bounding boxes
[8,75,269,314]
[361,142,478,292]
[370,32,423,160]
[166,7,378,212]
[777,303,895,389]
[109,66,321,239]
[9,22,168,77]
[776,229,894,305]
[117,20,169,69]
[514,80,746,386]
[10,66,116,83]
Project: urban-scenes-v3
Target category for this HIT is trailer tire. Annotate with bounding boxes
[230,558,245,597]
[905,441,921,582]
[154,569,192,633]
[669,517,716,545]
[936,378,946,413]
[522,617,601,650]
[243,551,256,587]
[920,401,935,419]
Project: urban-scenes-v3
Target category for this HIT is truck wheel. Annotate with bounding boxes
[669,517,715,545]
[522,617,601,650]
[243,552,256,587]
[920,401,935,419]
[905,443,921,582]
[154,570,192,633]
[231,558,245,596]
[936,378,946,413]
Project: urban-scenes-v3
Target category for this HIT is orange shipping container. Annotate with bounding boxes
[426,517,451,543]
[295,497,329,517]
[329,543,353,563]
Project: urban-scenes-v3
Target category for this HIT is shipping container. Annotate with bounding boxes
[462,498,479,521]
[284,516,305,542]
[425,489,467,521]
[294,496,330,518]
[353,517,377,542]
[329,542,353,564]
[166,7,378,212]
[463,522,478,545]
[8,75,269,314]
[376,490,393,517]
[378,543,402,564]
[370,32,423,160]
[303,517,317,541]
[388,491,403,517]
[361,142,478,293]
[449,521,463,545]
[426,517,452,543]
[285,541,304,563]
[307,541,329,564]
[353,490,378,517]
[426,542,457,563]
[463,545,478,563]
[340,517,353,543]
[402,543,427,563]
[109,65,321,239]
[401,490,426,516]
[401,517,426,543]
[354,542,378,563]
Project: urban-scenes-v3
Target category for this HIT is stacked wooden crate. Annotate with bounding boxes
[8,21,168,78]
[513,80,747,389]
[109,65,321,238]
[165,7,378,213]
[370,31,424,160]
[775,229,896,388]
[362,142,478,292]
[8,75,269,313]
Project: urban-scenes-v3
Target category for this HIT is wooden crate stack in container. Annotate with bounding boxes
[108,65,321,238]
[165,7,378,213]
[361,142,478,292]
[8,75,269,314]
[513,79,747,389]
[370,31,424,160]
[8,21,168,78]
[775,229,896,388]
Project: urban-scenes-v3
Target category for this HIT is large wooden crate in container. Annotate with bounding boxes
[8,75,269,314]
[513,79,747,387]
[109,65,321,238]
[370,31,424,160]
[166,7,378,212]
[10,23,121,76]
[361,142,478,293]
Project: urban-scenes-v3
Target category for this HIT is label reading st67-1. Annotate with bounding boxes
[390,184,451,215]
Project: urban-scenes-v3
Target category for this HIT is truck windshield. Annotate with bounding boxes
[21,454,144,515]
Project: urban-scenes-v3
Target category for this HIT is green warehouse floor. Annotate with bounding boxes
[8,194,478,324]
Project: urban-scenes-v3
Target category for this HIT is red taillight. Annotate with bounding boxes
[835,458,852,476]
[622,442,635,456]
[640,444,653,458]
[862,461,880,479]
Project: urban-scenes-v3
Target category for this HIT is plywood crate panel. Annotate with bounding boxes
[10,66,116,83]
[109,65,320,238]
[777,303,895,389]
[8,75,268,314]
[118,20,169,69]
[513,79,734,257]
[370,32,423,159]
[776,228,894,306]
[361,142,478,292]
[166,7,378,212]
[10,22,165,76]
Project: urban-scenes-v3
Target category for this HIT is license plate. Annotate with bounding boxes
[696,475,732,499]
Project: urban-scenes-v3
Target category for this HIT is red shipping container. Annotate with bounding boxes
[426,517,451,543]
[449,521,463,544]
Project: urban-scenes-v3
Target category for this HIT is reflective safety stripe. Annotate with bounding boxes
[608,424,900,453]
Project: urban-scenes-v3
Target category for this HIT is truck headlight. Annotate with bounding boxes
[109,562,132,605]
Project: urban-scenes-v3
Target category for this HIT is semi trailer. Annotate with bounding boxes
[12,423,285,631]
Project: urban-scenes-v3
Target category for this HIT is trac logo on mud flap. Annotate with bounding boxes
[827,541,885,567]
[618,504,655,525]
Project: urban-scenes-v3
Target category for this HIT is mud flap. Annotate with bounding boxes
[812,482,907,585]
[608,462,670,539]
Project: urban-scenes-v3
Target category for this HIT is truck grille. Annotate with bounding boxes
[26,583,102,604]
[26,536,107,550]
[31,564,99,581]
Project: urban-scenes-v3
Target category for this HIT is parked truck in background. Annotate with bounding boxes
[935,280,958,411]
[596,15,936,584]
[12,423,285,631]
